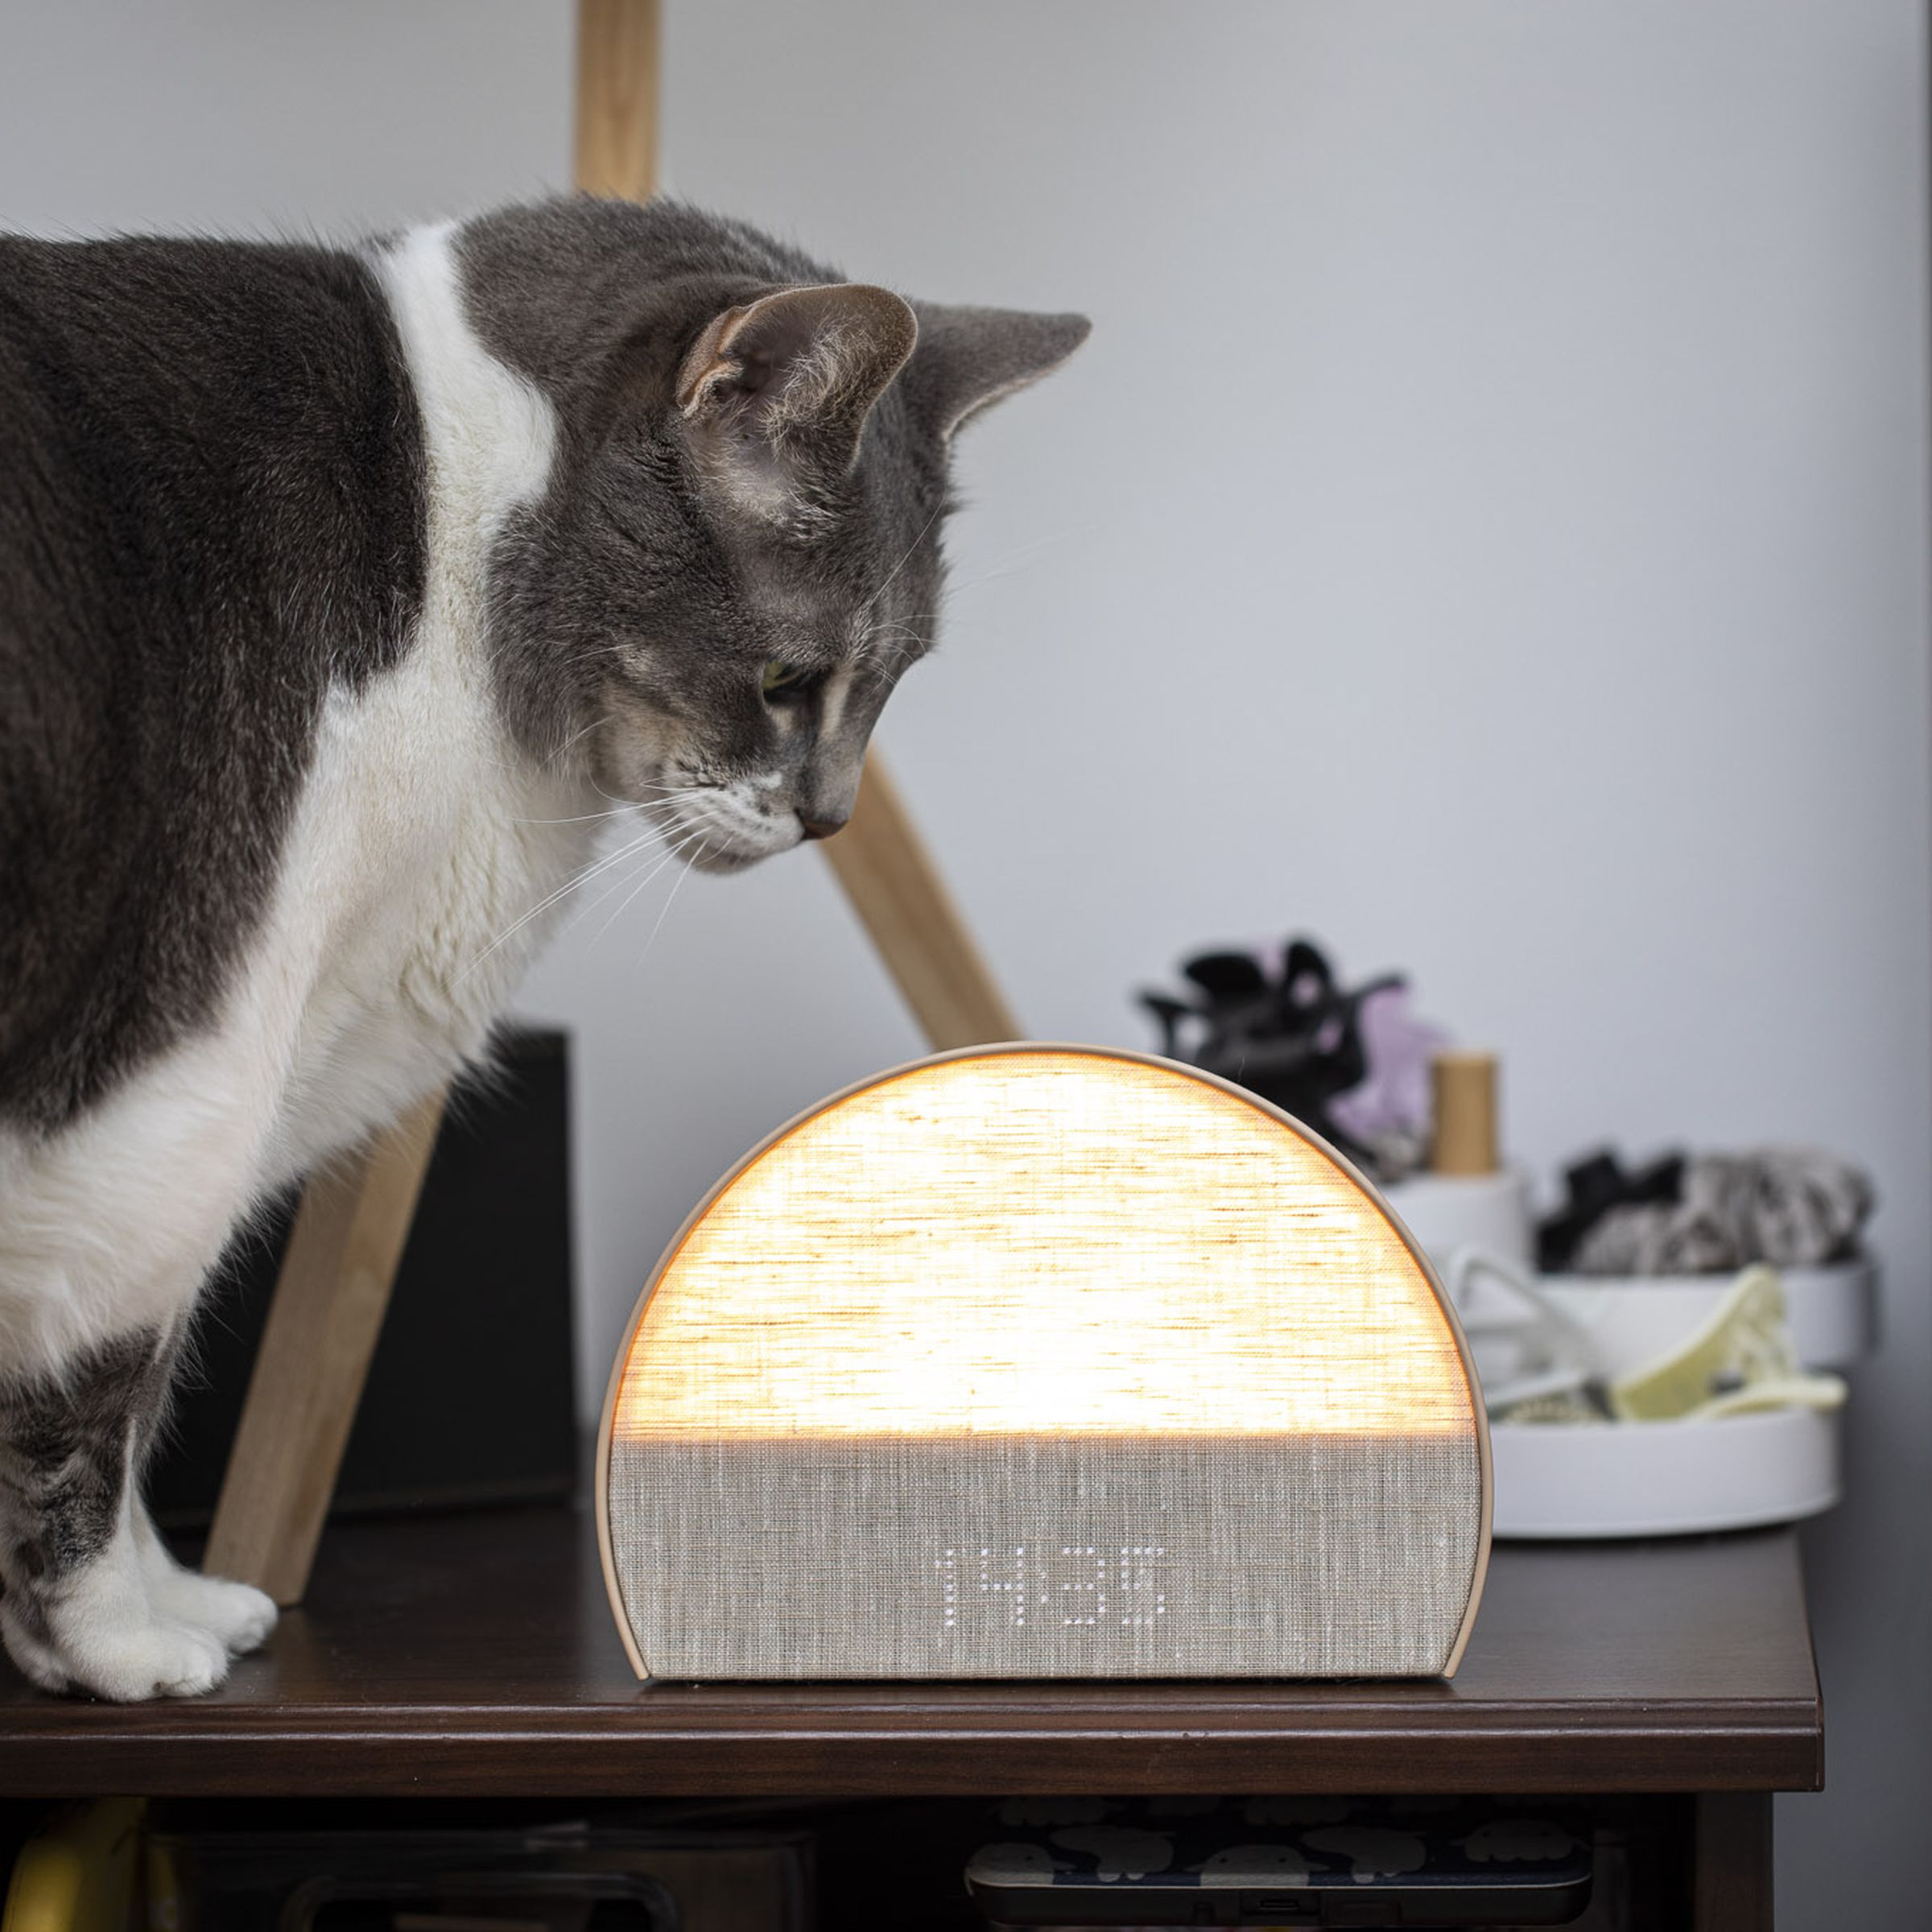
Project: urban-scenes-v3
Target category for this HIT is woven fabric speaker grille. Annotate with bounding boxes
[597,1045,1491,1680]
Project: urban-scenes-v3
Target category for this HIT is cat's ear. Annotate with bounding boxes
[675,283,918,511]
[905,304,1092,441]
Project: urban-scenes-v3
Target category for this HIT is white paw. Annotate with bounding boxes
[0,1600,71,1695]
[147,1567,279,1657]
[40,1609,230,1702]
[84,1616,230,1701]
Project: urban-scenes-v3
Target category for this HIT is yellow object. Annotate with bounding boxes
[1430,1051,1501,1176]
[1610,1265,1847,1422]
[599,1043,1491,1682]
[2,1800,143,1932]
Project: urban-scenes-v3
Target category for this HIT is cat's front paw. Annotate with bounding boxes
[149,1567,279,1657]
[15,1607,232,1702]
[82,1617,230,1701]
[94,1617,230,1701]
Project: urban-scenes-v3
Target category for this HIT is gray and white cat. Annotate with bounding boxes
[0,196,1086,1700]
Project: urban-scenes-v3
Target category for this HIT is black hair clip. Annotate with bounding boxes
[1138,937,1401,1174]
[1536,1149,1687,1272]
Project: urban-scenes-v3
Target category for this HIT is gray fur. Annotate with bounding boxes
[0,1326,168,1660]
[460,197,1088,849]
[0,237,428,1135]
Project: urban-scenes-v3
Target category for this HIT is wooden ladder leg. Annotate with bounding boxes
[575,0,660,200]
[204,1092,447,1605]
[821,757,1022,1049]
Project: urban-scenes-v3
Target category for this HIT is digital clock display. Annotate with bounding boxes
[936,1542,1169,1636]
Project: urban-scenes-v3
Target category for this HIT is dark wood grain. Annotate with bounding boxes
[0,1506,1821,1798]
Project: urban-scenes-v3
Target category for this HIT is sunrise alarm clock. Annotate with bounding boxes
[597,1044,1491,1680]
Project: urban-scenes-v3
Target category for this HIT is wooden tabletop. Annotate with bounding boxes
[0,1505,1821,1798]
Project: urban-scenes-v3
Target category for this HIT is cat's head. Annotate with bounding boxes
[474,204,1087,874]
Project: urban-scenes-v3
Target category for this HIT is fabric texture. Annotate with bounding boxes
[611,1431,1481,1679]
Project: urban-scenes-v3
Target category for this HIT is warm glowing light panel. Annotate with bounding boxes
[598,1046,1490,1681]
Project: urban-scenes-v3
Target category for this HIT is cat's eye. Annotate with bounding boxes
[762,658,815,703]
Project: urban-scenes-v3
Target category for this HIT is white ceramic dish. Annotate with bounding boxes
[1490,1403,1840,1540]
[1381,1170,1535,1274]
[1455,1254,1872,1540]
[1534,1256,1878,1374]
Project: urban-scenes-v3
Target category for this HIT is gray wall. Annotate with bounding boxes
[2,3,1925,1921]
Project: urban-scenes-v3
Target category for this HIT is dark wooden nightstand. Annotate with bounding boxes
[0,1505,1819,1929]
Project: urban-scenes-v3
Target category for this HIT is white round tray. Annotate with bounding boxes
[1490,1403,1841,1540]
[1534,1256,1878,1373]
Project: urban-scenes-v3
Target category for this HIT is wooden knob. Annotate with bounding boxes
[1431,1051,1500,1176]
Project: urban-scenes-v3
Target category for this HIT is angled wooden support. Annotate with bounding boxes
[822,758,1021,1047]
[208,0,1015,1606]
[206,1093,446,1604]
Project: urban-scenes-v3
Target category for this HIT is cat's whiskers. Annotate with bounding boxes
[594,774,708,809]
[866,627,938,673]
[544,708,615,769]
[852,614,939,675]
[856,616,935,646]
[931,558,1052,599]
[876,525,1085,634]
[857,500,946,621]
[637,836,706,964]
[454,820,670,981]
[952,519,1090,579]
[568,790,711,905]
[565,844,677,937]
[553,642,638,675]
[515,783,709,828]
[855,531,1084,674]
[514,802,642,828]
[588,824,705,945]
[861,622,936,650]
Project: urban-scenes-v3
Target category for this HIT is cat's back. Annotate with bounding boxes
[0,231,428,1134]
[0,233,424,642]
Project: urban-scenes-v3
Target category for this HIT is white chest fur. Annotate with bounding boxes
[258,646,596,1183]
[262,222,597,1178]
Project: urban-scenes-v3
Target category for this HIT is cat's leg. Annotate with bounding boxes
[128,1320,277,1659]
[0,1327,229,1700]
[0,929,312,1696]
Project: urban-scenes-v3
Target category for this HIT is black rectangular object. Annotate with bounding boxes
[964,1796,1593,1927]
[150,1026,579,1527]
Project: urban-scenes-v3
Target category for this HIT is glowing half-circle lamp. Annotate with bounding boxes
[597,1045,1491,1680]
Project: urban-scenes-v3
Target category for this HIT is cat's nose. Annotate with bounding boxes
[797,811,848,841]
